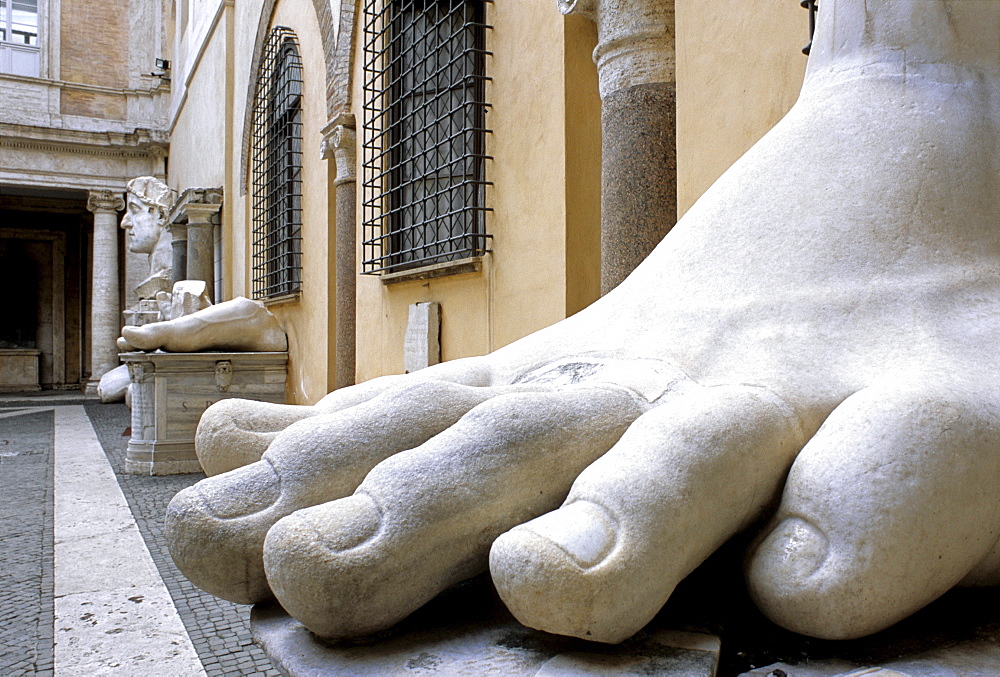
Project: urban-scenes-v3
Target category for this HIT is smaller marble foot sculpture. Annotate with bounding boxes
[121,297,287,353]
[97,364,131,403]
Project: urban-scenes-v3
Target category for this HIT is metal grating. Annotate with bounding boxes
[251,26,303,299]
[801,0,818,55]
[361,0,492,274]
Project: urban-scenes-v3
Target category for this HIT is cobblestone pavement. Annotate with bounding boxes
[0,397,280,676]
[0,408,55,676]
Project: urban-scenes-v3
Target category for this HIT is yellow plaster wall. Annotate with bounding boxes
[173,0,332,404]
[224,0,267,305]
[353,1,602,382]
[258,0,335,404]
[675,1,807,215]
[563,15,601,317]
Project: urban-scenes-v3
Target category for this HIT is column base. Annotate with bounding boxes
[83,379,103,396]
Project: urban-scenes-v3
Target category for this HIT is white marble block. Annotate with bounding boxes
[404,302,441,373]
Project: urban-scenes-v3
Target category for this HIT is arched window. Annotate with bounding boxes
[251,26,303,299]
[361,0,492,274]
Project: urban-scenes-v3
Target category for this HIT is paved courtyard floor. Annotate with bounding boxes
[0,393,279,676]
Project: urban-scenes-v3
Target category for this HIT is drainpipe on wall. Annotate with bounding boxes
[558,0,676,295]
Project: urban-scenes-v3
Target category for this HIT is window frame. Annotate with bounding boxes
[250,26,304,301]
[361,0,493,276]
[0,0,40,76]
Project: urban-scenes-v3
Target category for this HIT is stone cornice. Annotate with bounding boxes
[0,123,169,158]
[0,72,170,98]
[558,0,674,98]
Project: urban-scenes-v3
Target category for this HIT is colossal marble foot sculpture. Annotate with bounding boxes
[121,296,287,353]
[166,0,1000,644]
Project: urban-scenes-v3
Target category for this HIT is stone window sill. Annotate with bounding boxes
[379,257,484,285]
[260,291,301,307]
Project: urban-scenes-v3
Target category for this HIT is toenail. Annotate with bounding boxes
[765,517,829,576]
[302,493,383,552]
[520,501,617,568]
[200,462,281,519]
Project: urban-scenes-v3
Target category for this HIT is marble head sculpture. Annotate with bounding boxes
[165,0,999,644]
[122,176,174,299]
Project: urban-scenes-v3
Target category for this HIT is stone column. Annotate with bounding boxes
[185,203,219,302]
[322,114,357,389]
[168,222,188,285]
[85,190,126,393]
[558,0,676,295]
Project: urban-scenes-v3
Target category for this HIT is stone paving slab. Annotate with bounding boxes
[84,401,281,677]
[52,405,205,676]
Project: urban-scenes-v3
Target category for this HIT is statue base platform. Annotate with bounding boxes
[250,575,721,676]
[0,349,42,392]
[250,547,1000,676]
[121,351,287,475]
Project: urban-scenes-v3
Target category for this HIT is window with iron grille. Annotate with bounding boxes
[361,0,492,274]
[251,26,303,299]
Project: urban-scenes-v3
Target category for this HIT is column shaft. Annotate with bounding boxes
[601,82,676,293]
[186,219,216,302]
[170,225,188,285]
[323,117,357,389]
[336,123,357,389]
[559,0,677,295]
[86,191,125,392]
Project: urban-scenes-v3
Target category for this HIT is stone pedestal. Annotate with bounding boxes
[0,349,42,392]
[121,351,287,475]
[251,576,721,676]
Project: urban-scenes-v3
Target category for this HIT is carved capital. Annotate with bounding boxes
[87,190,126,214]
[557,0,597,22]
[184,202,223,227]
[322,113,358,185]
[167,222,188,241]
[167,187,224,226]
[558,0,674,99]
